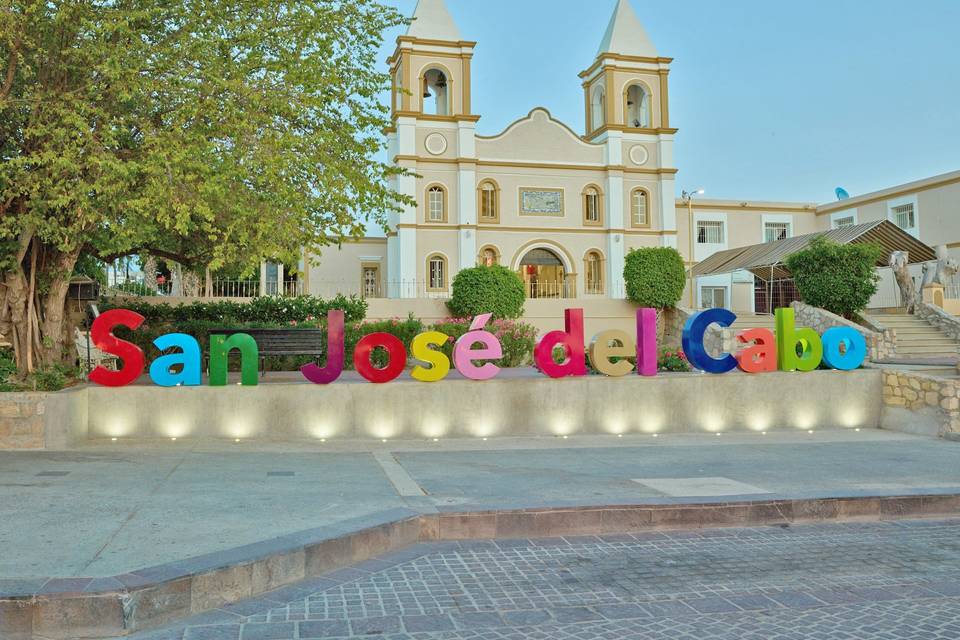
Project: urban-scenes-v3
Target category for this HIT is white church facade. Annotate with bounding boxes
[303,0,960,312]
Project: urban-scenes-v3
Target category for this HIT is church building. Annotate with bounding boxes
[303,0,958,313]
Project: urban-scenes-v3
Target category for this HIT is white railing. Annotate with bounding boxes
[524,281,576,300]
[104,277,302,299]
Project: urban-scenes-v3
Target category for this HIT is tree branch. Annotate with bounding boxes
[1,38,20,101]
[89,244,201,268]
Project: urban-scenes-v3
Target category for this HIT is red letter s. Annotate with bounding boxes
[88,309,146,387]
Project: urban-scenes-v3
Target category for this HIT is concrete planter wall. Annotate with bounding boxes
[2,370,883,448]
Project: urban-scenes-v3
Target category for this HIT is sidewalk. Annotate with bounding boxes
[4,429,960,580]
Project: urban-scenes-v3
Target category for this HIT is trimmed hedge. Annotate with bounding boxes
[447,265,525,320]
[623,247,686,308]
[99,294,368,325]
[784,236,881,318]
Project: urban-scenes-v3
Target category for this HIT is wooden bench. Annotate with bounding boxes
[207,328,325,376]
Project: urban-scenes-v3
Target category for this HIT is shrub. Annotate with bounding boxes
[784,236,881,318]
[623,247,686,308]
[430,318,538,368]
[346,315,425,369]
[0,349,16,391]
[447,265,525,320]
[658,349,690,372]
[0,349,76,392]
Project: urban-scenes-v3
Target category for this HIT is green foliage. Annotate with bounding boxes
[72,255,108,286]
[100,295,368,325]
[784,237,881,317]
[623,247,686,308]
[0,349,16,391]
[447,266,525,320]
[0,0,413,372]
[0,348,76,392]
[429,318,538,368]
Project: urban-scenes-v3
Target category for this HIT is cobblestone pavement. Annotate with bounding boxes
[131,519,960,640]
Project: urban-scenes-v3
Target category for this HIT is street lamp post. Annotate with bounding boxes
[681,188,705,307]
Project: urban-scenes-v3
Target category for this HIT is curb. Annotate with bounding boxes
[4,493,960,639]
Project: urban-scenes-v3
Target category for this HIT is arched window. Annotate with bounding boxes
[426,185,446,223]
[590,85,606,131]
[585,251,604,295]
[626,84,651,128]
[478,180,499,222]
[478,246,500,267]
[427,254,448,292]
[422,68,450,116]
[583,186,602,225]
[630,188,650,227]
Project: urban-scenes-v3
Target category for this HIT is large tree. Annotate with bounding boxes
[0,0,411,374]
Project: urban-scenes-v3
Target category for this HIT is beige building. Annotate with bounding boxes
[305,0,958,313]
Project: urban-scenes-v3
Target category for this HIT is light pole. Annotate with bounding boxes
[681,188,705,307]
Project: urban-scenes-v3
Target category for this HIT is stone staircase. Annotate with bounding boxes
[866,310,960,359]
[729,313,776,332]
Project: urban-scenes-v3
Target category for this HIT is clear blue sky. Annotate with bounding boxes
[378,0,960,203]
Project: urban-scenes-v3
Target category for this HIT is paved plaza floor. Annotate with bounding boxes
[128,518,960,639]
[5,430,960,579]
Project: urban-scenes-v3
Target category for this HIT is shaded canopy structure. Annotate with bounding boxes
[691,220,936,281]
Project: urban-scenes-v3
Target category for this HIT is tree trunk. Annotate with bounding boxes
[38,247,81,366]
[0,234,81,376]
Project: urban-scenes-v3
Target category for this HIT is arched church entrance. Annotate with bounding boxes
[519,248,571,299]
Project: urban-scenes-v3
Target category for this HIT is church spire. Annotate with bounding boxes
[406,0,461,41]
[597,0,657,58]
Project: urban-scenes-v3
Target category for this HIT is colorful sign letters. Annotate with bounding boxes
[87,306,867,388]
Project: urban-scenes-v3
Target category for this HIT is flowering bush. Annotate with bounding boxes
[658,349,690,372]
[430,317,538,368]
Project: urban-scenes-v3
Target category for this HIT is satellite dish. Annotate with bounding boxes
[835,187,850,201]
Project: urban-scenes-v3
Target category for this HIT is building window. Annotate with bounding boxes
[427,254,447,291]
[422,68,449,116]
[361,265,380,298]
[892,203,916,231]
[625,84,651,128]
[764,222,790,243]
[701,286,726,309]
[479,246,499,267]
[631,189,649,227]
[478,180,499,222]
[583,186,602,225]
[585,251,604,294]
[697,220,724,244]
[426,185,446,222]
[833,216,855,229]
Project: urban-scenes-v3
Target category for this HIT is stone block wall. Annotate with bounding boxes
[882,371,959,436]
[0,390,86,450]
[916,301,960,341]
[0,394,48,449]
[791,302,896,362]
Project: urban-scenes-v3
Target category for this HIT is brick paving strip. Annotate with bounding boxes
[5,493,960,639]
[134,518,960,640]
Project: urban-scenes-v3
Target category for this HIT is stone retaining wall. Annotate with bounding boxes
[881,370,960,436]
[916,301,960,342]
[791,302,896,361]
[0,390,85,450]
